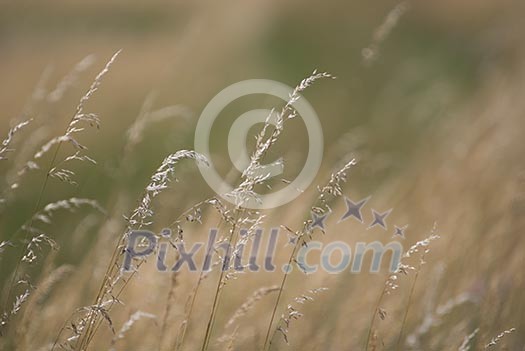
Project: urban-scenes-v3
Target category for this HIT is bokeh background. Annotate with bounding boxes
[1,0,524,350]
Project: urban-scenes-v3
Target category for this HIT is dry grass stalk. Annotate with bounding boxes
[365,226,440,350]
[458,328,479,351]
[484,328,516,349]
[73,150,207,350]
[263,157,356,351]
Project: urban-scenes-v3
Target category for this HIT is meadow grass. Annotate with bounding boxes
[1,2,524,350]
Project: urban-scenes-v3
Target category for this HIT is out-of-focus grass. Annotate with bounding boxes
[0,0,524,349]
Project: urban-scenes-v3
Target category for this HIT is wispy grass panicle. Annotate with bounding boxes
[263,157,356,351]
[0,119,33,161]
[225,286,279,330]
[232,70,334,207]
[485,328,516,349]
[47,54,96,103]
[125,92,192,154]
[72,149,207,350]
[362,1,410,64]
[128,150,208,229]
[67,50,121,136]
[0,51,121,338]
[199,71,336,351]
[274,288,328,346]
[366,225,440,350]
[109,311,156,350]
[458,328,479,351]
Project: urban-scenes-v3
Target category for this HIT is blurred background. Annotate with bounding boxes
[0,0,524,350]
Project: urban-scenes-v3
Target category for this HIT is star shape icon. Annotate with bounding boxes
[339,196,370,223]
[309,211,329,232]
[287,234,298,246]
[368,208,392,230]
[393,224,408,239]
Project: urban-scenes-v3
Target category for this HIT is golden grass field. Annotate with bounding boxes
[0,0,524,350]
